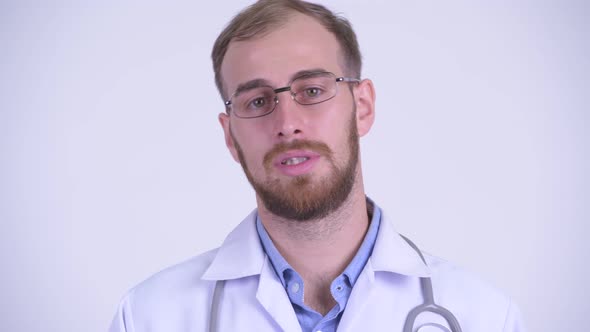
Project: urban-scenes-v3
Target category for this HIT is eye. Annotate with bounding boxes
[304,87,322,97]
[292,73,334,104]
[237,88,274,111]
[250,97,266,108]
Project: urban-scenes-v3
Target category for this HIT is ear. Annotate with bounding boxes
[218,112,240,163]
[354,79,376,137]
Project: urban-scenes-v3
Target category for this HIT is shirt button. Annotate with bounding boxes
[336,285,343,291]
[291,282,300,293]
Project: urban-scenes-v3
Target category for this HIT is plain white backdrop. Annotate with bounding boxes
[1,1,588,331]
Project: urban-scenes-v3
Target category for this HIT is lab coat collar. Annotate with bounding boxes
[370,210,431,277]
[202,210,264,280]
[202,208,431,280]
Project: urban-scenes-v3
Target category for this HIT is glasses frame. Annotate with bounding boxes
[224,71,360,119]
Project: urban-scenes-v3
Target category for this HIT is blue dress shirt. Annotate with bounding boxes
[256,200,381,332]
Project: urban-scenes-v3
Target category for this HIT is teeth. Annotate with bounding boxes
[282,157,309,166]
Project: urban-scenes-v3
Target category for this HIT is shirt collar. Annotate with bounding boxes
[256,198,383,288]
[341,198,381,286]
[256,215,292,287]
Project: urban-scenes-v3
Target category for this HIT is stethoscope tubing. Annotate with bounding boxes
[400,235,462,332]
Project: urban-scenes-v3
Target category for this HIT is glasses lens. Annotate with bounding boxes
[292,72,337,105]
[233,87,276,118]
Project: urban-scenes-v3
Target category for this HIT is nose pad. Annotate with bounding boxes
[272,89,297,107]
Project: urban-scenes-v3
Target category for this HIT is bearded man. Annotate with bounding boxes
[109,1,526,331]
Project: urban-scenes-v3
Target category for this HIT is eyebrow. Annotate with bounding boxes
[233,79,272,97]
[232,68,330,97]
[289,68,330,81]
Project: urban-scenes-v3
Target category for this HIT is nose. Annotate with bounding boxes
[271,91,304,139]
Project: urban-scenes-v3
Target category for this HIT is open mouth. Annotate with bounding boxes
[272,150,320,176]
[281,156,310,166]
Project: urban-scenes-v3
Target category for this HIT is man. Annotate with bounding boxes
[110,0,526,331]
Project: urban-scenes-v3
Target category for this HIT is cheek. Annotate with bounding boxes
[232,125,269,167]
[323,104,356,142]
[333,109,359,160]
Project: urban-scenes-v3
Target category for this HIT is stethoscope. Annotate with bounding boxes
[208,235,462,332]
[399,235,462,332]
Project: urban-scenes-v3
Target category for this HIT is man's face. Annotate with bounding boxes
[218,14,374,221]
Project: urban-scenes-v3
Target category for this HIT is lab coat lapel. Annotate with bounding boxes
[338,212,431,331]
[202,210,265,280]
[256,257,302,332]
[202,210,300,331]
[201,208,431,331]
[337,259,376,332]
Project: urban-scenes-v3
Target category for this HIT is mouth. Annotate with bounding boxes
[281,156,310,166]
[273,150,321,176]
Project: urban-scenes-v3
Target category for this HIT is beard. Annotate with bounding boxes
[231,109,359,221]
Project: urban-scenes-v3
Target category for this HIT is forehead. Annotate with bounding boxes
[220,13,344,95]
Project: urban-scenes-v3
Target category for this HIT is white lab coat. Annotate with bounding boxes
[109,210,526,332]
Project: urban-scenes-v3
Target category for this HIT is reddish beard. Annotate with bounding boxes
[231,109,359,221]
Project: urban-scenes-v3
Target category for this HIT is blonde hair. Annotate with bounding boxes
[211,0,362,99]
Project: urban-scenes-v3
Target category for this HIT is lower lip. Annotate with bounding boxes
[275,156,320,176]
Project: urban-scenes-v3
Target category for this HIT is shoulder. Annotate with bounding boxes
[125,248,219,311]
[110,249,221,331]
[423,253,525,331]
[424,253,505,302]
[116,210,261,318]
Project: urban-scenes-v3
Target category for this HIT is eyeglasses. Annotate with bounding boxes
[224,71,360,119]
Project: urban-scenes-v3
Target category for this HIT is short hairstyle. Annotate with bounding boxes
[211,0,362,100]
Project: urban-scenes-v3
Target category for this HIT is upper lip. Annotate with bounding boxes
[273,150,320,166]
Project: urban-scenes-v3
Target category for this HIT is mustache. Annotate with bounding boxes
[263,140,333,168]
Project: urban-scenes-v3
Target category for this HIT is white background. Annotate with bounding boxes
[1,1,588,331]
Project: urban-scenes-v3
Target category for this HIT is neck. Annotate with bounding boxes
[256,175,370,285]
